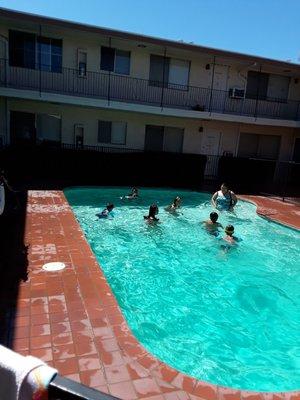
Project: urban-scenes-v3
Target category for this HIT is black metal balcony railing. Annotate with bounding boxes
[1,59,300,121]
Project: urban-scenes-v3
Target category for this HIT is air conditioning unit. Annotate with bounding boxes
[229,88,245,99]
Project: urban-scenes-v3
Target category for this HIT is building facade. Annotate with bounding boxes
[0,7,300,179]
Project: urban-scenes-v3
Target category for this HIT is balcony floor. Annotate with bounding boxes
[2,190,300,399]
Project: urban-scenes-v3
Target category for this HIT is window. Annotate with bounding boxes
[246,71,290,101]
[98,120,127,145]
[145,125,184,153]
[149,55,190,89]
[238,133,281,160]
[168,58,190,88]
[74,124,84,148]
[37,37,62,72]
[9,30,62,72]
[292,138,300,162]
[36,114,61,143]
[9,30,36,69]
[246,71,269,100]
[100,47,130,75]
[78,49,87,77]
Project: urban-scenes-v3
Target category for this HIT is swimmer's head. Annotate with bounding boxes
[132,187,138,194]
[225,224,234,235]
[210,212,219,223]
[221,183,229,194]
[107,203,114,211]
[149,203,159,217]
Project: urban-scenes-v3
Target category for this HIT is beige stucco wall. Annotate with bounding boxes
[4,98,296,160]
[1,18,300,103]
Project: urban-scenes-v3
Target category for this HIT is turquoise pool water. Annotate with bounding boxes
[65,187,300,392]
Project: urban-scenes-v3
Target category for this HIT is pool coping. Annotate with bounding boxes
[12,190,300,400]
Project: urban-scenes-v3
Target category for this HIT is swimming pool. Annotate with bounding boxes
[65,187,300,392]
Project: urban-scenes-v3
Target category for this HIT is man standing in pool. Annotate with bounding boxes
[211,183,237,211]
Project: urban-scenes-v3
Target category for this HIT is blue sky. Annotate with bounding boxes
[1,0,299,63]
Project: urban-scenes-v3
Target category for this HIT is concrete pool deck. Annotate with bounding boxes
[10,190,300,400]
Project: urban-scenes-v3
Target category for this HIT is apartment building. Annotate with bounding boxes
[0,7,300,176]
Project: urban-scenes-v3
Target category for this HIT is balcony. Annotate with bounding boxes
[0,59,300,121]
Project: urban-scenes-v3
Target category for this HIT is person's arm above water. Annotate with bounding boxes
[211,192,218,208]
[230,191,238,209]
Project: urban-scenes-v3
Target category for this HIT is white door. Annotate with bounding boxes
[212,65,228,91]
[210,65,228,111]
[201,129,221,177]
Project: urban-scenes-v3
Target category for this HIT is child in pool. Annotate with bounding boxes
[222,225,239,245]
[96,203,114,218]
[121,187,139,200]
[203,212,223,235]
[144,203,159,223]
[165,196,182,213]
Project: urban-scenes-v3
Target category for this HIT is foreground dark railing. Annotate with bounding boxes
[49,375,118,400]
[1,59,300,121]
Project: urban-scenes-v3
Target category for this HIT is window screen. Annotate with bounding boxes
[145,125,164,151]
[246,71,269,100]
[258,135,280,159]
[98,120,112,143]
[111,122,127,144]
[115,50,130,75]
[168,59,190,89]
[149,55,170,87]
[238,132,281,160]
[101,47,130,75]
[238,133,259,157]
[100,47,115,71]
[36,114,61,142]
[164,127,184,153]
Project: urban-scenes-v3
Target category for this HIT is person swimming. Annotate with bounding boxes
[165,196,182,213]
[144,203,159,223]
[121,187,139,200]
[96,203,114,218]
[222,224,239,245]
[203,212,223,235]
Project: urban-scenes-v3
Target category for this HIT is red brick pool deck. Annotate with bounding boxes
[11,191,300,400]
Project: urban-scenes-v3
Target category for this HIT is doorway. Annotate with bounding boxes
[201,129,222,178]
[10,111,36,145]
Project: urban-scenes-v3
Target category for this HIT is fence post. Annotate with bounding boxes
[160,47,167,109]
[208,56,216,113]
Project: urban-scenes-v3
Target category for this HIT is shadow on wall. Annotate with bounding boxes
[0,188,28,347]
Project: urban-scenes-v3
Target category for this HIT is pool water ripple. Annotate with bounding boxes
[65,187,300,392]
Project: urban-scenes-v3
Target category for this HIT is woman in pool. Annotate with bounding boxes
[96,203,114,218]
[211,183,237,211]
[144,203,159,223]
[165,196,182,213]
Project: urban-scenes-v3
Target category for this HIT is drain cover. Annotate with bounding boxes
[42,262,66,272]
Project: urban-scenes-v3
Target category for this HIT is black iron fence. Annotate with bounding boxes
[1,143,299,197]
[1,59,300,121]
[201,154,300,199]
[61,142,143,153]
